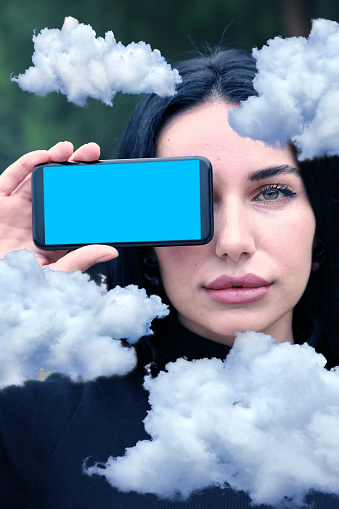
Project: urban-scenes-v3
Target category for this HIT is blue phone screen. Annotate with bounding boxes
[43,160,202,244]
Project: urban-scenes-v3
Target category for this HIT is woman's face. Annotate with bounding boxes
[154,102,316,346]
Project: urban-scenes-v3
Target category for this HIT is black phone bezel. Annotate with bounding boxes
[32,156,214,250]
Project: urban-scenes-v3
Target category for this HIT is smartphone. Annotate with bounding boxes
[32,157,213,250]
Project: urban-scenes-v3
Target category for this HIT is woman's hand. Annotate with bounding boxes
[0,141,118,272]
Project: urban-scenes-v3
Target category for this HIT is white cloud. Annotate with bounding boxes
[228,19,339,160]
[0,249,168,386]
[85,331,339,507]
[11,16,182,106]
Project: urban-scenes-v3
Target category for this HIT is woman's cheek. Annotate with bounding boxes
[155,246,207,298]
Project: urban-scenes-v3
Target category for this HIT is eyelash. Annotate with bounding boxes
[255,184,297,203]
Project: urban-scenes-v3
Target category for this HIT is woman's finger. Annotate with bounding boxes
[11,173,33,200]
[47,141,75,161]
[47,244,119,273]
[0,150,49,196]
[0,141,76,197]
[70,142,101,162]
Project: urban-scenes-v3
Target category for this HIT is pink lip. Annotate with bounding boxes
[204,273,272,304]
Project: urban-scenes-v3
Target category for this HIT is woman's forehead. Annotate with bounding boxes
[156,102,298,175]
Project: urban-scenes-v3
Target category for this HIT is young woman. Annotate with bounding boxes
[0,48,339,508]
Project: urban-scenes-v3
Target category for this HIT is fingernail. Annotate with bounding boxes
[95,253,117,264]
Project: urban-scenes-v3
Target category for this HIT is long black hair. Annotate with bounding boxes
[100,47,339,368]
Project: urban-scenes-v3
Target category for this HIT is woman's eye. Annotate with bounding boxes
[261,189,282,200]
[255,185,296,202]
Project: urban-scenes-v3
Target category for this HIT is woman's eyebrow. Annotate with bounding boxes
[248,165,301,181]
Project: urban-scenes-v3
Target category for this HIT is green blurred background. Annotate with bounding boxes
[0,0,338,170]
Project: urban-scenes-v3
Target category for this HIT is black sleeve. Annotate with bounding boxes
[0,374,83,508]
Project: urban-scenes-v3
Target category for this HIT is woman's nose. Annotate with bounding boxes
[214,197,256,262]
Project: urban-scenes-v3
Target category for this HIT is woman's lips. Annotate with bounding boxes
[204,273,272,304]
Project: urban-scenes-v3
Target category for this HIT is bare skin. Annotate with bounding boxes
[0,141,118,272]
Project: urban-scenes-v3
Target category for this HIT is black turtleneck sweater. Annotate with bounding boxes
[0,314,336,508]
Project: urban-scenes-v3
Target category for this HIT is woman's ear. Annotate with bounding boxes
[312,234,325,271]
[143,248,161,286]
